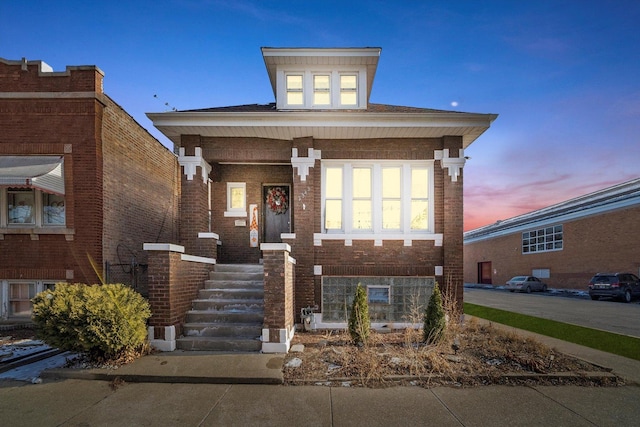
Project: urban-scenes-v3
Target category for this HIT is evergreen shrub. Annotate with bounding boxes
[348,283,371,345]
[32,283,151,361]
[423,281,446,344]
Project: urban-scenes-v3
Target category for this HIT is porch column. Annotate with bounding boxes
[261,243,296,353]
[178,145,216,258]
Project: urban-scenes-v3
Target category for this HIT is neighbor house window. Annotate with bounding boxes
[322,161,433,235]
[522,225,563,254]
[2,187,65,227]
[225,182,246,217]
[286,75,304,106]
[3,280,58,318]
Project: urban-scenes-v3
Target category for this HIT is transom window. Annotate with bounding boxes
[322,161,433,234]
[522,225,563,254]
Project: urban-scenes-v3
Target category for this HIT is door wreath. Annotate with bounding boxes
[266,187,288,215]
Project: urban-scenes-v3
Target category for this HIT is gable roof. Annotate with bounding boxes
[464,177,640,243]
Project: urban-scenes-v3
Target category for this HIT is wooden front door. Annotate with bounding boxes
[263,185,291,243]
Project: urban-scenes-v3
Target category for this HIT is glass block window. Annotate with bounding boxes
[522,224,563,254]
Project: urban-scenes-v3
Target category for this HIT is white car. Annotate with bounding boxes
[505,276,548,293]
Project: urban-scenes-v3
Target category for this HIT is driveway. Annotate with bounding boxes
[463,287,640,338]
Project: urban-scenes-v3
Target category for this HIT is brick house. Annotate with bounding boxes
[464,178,640,289]
[0,57,179,319]
[146,47,497,352]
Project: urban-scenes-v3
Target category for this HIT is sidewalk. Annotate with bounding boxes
[0,317,636,426]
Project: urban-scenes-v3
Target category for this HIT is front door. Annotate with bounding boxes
[263,185,291,243]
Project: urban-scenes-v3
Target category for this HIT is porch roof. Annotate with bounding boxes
[146,103,498,148]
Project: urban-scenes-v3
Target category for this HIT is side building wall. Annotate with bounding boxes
[101,96,180,294]
[463,205,640,289]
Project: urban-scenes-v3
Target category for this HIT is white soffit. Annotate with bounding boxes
[147,111,497,148]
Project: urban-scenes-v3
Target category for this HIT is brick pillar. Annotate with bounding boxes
[289,139,318,322]
[261,243,295,353]
[440,137,465,308]
[178,143,213,258]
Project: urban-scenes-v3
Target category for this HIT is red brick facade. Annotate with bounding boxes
[0,58,178,317]
[464,204,640,289]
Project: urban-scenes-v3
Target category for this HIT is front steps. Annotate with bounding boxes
[177,264,264,352]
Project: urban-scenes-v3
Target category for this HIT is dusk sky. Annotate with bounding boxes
[3,1,638,231]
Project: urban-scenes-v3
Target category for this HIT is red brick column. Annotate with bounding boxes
[440,137,465,308]
[261,243,295,353]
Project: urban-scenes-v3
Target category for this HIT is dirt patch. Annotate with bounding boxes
[283,318,620,388]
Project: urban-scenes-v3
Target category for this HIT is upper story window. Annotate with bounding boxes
[286,75,304,106]
[278,68,366,110]
[322,161,433,235]
[340,74,358,106]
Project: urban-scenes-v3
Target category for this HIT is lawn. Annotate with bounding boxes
[464,302,640,361]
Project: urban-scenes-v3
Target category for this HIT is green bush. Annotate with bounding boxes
[32,283,151,361]
[348,283,370,345]
[423,281,446,344]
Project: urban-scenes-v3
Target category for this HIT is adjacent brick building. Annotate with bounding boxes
[463,178,640,289]
[0,57,179,319]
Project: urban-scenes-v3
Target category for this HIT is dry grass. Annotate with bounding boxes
[283,317,619,388]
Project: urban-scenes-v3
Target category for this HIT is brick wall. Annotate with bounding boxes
[463,205,640,289]
[262,247,294,332]
[101,96,179,290]
[146,248,212,337]
[0,59,105,284]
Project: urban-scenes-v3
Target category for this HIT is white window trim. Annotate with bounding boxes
[276,66,367,110]
[224,182,247,217]
[1,280,59,318]
[0,187,66,228]
[317,160,440,246]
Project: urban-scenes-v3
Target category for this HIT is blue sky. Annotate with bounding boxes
[2,0,639,230]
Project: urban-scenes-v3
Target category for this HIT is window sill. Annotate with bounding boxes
[224,211,247,218]
[313,232,443,247]
[0,227,75,241]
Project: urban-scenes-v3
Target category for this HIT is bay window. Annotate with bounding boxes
[322,161,433,236]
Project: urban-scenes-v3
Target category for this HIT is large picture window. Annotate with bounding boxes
[522,225,563,254]
[322,161,433,235]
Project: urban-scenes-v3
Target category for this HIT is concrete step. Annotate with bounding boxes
[209,271,264,281]
[182,323,262,338]
[184,310,264,324]
[204,280,264,289]
[191,299,264,312]
[176,336,262,352]
[199,288,264,300]
[214,264,264,273]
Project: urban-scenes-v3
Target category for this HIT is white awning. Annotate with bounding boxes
[0,156,65,195]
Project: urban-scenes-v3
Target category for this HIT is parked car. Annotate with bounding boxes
[505,276,547,293]
[588,273,640,303]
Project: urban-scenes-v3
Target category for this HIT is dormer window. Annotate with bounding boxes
[313,75,331,106]
[262,47,380,111]
[340,74,358,106]
[286,75,304,106]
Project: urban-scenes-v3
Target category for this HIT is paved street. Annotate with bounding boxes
[464,287,640,338]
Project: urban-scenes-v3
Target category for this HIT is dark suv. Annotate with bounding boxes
[588,273,640,303]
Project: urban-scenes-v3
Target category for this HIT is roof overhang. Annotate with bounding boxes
[146,110,498,148]
[261,47,381,101]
